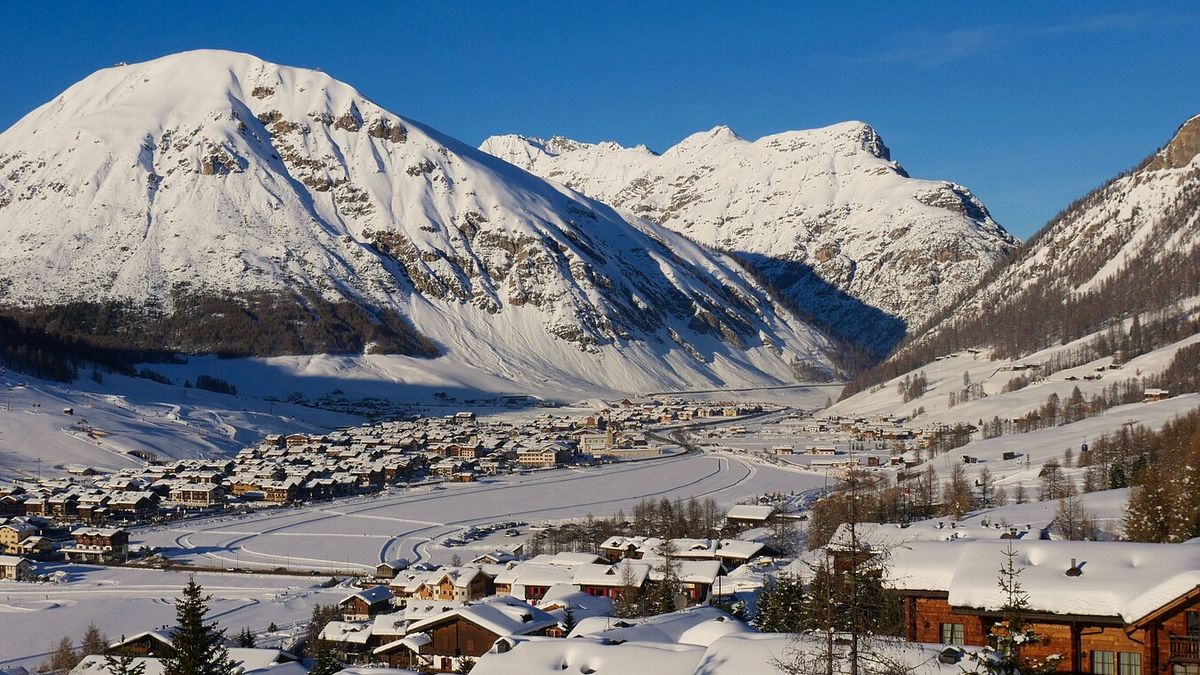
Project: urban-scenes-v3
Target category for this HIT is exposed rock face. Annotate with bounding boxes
[0,49,840,392]
[482,124,1018,356]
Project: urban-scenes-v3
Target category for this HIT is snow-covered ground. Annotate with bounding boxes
[0,370,360,480]
[830,331,1200,424]
[0,565,346,668]
[135,453,825,572]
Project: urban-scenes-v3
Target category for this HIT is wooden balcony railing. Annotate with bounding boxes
[1170,635,1200,661]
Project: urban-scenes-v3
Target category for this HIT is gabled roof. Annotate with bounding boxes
[406,596,558,638]
[885,539,1200,623]
[343,585,394,606]
[725,505,774,521]
[568,606,747,646]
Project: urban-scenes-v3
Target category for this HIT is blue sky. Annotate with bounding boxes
[3,1,1198,239]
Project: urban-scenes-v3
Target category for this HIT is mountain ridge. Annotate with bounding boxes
[0,49,840,394]
[841,113,1200,399]
[481,121,1017,357]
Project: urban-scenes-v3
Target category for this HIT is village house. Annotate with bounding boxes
[0,554,32,580]
[168,482,225,508]
[724,504,775,530]
[374,596,558,672]
[376,558,411,579]
[106,631,176,658]
[514,445,560,470]
[341,585,396,621]
[885,540,1200,675]
[0,520,38,554]
[61,527,131,564]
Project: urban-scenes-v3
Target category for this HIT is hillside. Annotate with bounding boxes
[482,124,1017,357]
[0,50,841,395]
[842,115,1200,400]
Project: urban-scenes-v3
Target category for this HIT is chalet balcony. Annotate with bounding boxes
[1170,635,1200,662]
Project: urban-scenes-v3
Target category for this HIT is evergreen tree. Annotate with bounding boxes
[306,640,342,675]
[963,543,1061,675]
[562,604,577,634]
[161,578,236,675]
[649,539,683,615]
[303,604,340,656]
[753,573,806,633]
[235,627,255,648]
[104,637,147,675]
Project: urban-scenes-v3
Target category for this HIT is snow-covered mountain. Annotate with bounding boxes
[840,114,1200,402]
[903,113,1200,356]
[0,50,841,395]
[481,124,1017,355]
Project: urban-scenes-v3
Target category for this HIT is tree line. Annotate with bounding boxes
[843,155,1200,399]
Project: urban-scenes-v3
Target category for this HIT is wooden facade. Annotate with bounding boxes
[899,592,1200,675]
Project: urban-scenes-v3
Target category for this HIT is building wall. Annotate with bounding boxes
[908,596,987,645]
[429,621,501,659]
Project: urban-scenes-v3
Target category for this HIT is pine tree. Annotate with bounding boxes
[80,622,109,656]
[649,539,683,615]
[235,627,255,648]
[964,542,1061,675]
[753,573,806,632]
[613,561,643,618]
[105,637,147,675]
[303,604,340,656]
[161,578,236,675]
[306,640,342,675]
[562,604,577,634]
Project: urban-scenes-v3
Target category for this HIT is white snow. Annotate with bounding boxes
[0,49,840,396]
[481,123,1016,347]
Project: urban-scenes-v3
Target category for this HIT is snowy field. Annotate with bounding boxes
[136,452,826,572]
[829,330,1200,424]
[0,565,347,668]
[0,370,361,480]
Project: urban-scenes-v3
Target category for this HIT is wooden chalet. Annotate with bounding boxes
[886,540,1200,675]
[375,596,557,672]
[340,585,395,621]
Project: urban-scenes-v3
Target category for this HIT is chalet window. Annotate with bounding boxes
[940,623,964,645]
[1187,611,1200,635]
[1172,665,1200,675]
[1117,652,1141,675]
[1093,650,1115,675]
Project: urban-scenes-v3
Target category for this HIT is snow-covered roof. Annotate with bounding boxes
[726,505,774,521]
[320,621,373,644]
[473,636,704,675]
[829,520,1041,551]
[226,648,297,670]
[569,606,748,646]
[70,656,166,675]
[406,596,558,638]
[343,585,394,606]
[886,540,1200,623]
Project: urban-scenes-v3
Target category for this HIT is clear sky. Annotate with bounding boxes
[4,1,1198,239]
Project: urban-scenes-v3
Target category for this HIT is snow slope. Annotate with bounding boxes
[0,50,839,395]
[0,369,360,480]
[903,114,1200,354]
[481,124,1017,354]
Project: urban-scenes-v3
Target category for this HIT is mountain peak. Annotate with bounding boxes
[480,119,1015,357]
[0,51,839,393]
[672,125,744,152]
[1146,114,1200,171]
